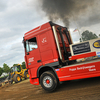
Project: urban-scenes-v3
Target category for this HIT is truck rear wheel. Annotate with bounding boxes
[40,71,58,92]
[13,74,22,83]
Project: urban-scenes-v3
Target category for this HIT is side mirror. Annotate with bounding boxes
[22,38,26,48]
[23,41,26,48]
[27,52,29,55]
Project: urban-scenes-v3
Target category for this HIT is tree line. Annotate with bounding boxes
[80,30,99,42]
[0,62,26,76]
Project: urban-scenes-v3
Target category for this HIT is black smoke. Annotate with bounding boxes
[39,0,100,27]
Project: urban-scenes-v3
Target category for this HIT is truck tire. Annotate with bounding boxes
[13,74,22,83]
[25,72,29,79]
[40,71,58,92]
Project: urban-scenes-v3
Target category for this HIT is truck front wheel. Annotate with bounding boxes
[40,71,58,92]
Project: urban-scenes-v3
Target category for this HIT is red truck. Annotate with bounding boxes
[23,21,100,92]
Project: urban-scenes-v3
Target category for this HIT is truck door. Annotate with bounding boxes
[25,36,42,77]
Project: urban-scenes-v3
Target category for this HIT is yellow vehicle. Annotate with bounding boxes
[10,64,29,83]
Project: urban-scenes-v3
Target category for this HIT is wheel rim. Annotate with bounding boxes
[43,76,53,88]
[17,76,20,81]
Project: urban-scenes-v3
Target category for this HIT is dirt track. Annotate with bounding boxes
[0,77,100,100]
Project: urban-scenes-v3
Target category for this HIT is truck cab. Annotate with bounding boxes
[24,21,72,78]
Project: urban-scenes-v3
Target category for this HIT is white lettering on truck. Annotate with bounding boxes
[28,57,34,62]
[69,65,96,72]
[42,37,47,43]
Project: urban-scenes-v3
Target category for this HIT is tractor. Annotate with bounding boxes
[9,64,29,83]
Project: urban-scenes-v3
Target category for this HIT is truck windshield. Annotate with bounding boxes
[26,37,38,52]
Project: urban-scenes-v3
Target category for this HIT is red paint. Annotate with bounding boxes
[55,60,100,82]
[30,78,39,85]
[69,52,96,60]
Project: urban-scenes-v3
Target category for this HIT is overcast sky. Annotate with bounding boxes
[0,0,100,67]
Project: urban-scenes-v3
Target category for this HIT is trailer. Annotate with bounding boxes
[23,21,100,92]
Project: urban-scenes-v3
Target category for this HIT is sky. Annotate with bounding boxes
[0,0,100,67]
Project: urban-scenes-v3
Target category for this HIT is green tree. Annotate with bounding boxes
[0,67,3,76]
[21,62,26,69]
[13,64,18,66]
[3,63,11,73]
[80,30,98,42]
